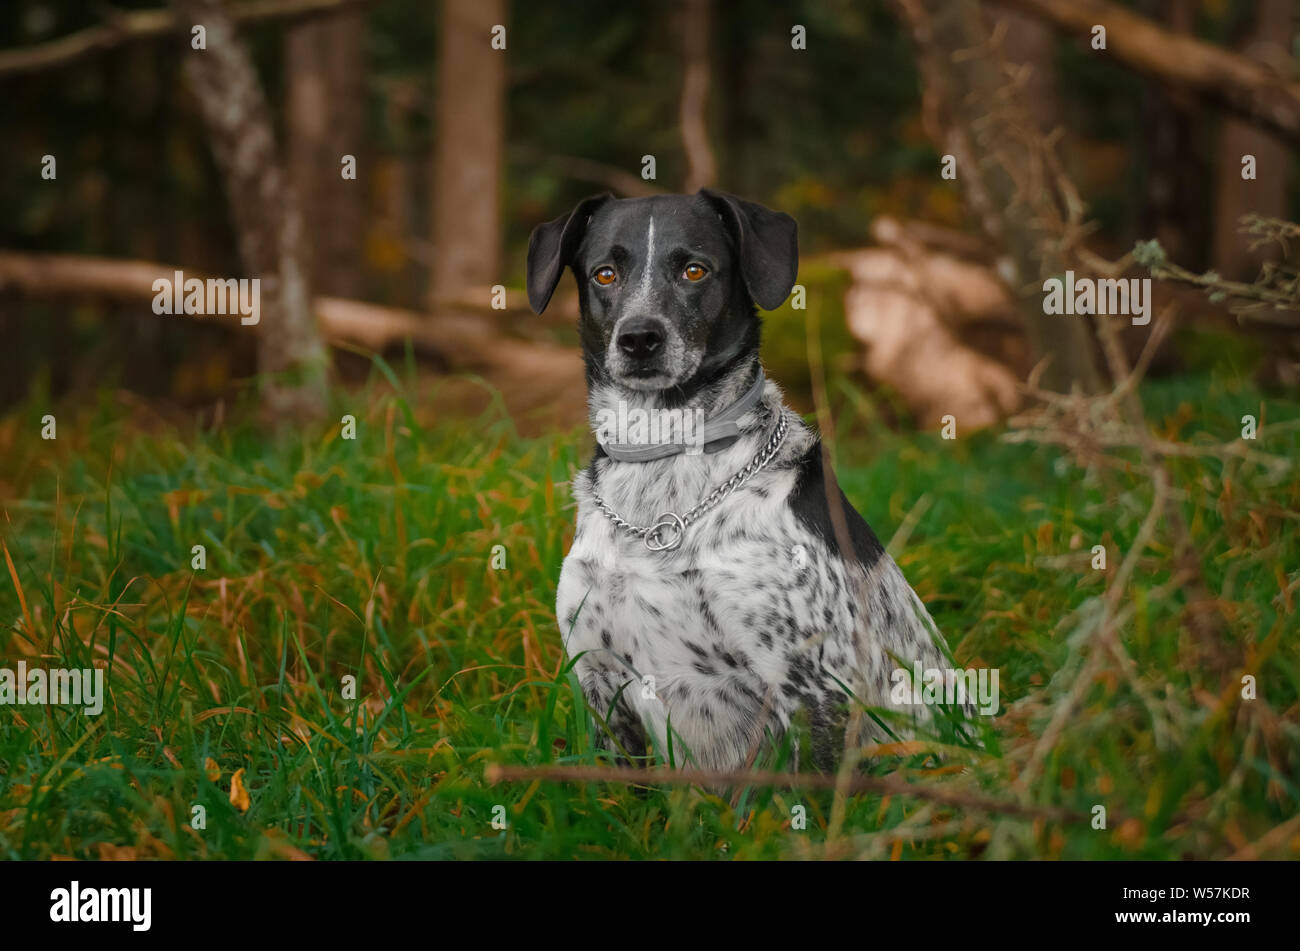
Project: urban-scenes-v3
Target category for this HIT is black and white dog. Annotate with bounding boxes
[527,189,955,771]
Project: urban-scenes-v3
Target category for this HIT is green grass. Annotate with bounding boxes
[0,359,1297,860]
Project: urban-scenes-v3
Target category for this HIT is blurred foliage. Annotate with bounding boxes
[1,0,1297,412]
[7,0,1295,287]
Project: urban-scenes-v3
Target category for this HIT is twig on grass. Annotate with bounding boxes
[485,763,1083,822]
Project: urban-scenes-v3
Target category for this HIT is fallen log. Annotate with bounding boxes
[0,250,581,387]
[833,246,1025,429]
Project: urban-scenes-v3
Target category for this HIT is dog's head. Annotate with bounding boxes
[527,190,797,394]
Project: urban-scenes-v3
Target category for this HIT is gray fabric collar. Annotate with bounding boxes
[599,369,767,463]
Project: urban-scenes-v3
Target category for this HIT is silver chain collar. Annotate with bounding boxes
[590,411,790,552]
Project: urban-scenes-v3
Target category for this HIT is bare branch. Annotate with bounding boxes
[0,0,372,81]
[1134,217,1300,325]
[484,763,1083,821]
[988,0,1300,144]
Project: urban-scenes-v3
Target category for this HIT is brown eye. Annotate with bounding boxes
[683,263,707,282]
[593,266,617,286]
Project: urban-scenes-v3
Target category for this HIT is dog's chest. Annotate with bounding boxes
[557,451,859,766]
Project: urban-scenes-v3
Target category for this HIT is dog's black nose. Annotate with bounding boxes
[617,320,664,359]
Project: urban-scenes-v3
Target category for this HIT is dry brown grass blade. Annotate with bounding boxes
[1,537,34,637]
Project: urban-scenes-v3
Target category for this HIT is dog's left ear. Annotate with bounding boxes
[526,192,613,314]
[699,188,798,311]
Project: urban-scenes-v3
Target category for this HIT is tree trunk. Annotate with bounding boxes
[679,0,717,193]
[286,7,366,299]
[429,0,505,308]
[1211,0,1293,281]
[895,0,1103,393]
[1138,0,1205,268]
[994,7,1060,133]
[172,0,328,421]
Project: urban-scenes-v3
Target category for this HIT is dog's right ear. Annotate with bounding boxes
[526,193,613,314]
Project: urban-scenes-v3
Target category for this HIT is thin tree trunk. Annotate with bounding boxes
[429,0,505,308]
[1212,0,1293,280]
[679,0,716,193]
[717,13,752,197]
[172,0,327,421]
[286,8,366,299]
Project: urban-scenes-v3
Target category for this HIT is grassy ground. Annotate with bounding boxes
[0,354,1296,860]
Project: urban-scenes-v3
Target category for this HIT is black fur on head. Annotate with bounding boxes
[526,189,798,400]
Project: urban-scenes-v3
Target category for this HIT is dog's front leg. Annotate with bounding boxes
[576,662,650,764]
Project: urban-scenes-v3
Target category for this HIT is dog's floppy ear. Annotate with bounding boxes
[699,188,798,311]
[526,192,613,314]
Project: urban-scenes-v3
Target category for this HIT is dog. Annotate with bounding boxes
[527,189,958,772]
